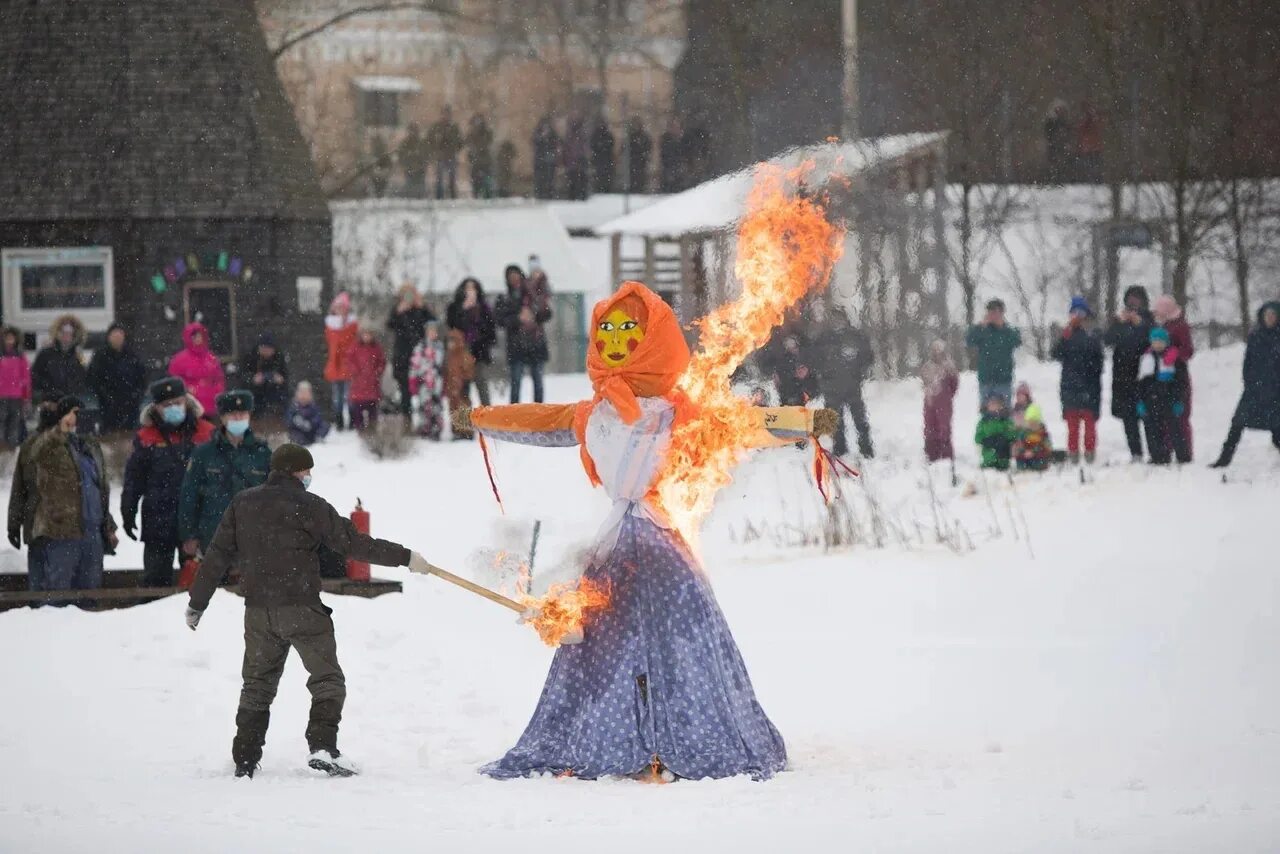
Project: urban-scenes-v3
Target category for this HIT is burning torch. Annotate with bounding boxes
[407,557,605,647]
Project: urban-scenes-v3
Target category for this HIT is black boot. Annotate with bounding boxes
[1208,456,1231,469]
[234,762,257,779]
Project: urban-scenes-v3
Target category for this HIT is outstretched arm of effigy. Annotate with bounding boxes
[465,403,581,447]
[747,406,838,448]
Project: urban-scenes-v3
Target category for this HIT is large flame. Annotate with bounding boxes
[518,578,612,646]
[654,164,845,543]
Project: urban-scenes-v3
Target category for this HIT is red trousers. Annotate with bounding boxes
[1065,409,1097,454]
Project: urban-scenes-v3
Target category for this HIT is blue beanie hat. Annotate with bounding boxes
[1069,295,1092,316]
[1149,327,1170,344]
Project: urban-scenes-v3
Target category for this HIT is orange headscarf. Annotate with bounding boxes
[573,281,692,485]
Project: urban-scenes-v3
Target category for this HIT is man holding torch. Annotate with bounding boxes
[185,443,432,779]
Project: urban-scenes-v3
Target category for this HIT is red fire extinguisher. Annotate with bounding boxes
[177,557,201,590]
[347,498,371,582]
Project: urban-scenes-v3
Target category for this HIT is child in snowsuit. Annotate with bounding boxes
[1011,381,1034,429]
[0,326,31,447]
[347,328,387,432]
[975,393,1016,471]
[1014,402,1053,471]
[409,321,446,440]
[920,339,958,461]
[1137,327,1190,465]
[286,381,331,447]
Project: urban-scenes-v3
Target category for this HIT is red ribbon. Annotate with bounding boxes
[812,437,860,504]
[477,432,504,514]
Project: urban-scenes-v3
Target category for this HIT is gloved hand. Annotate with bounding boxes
[407,551,432,575]
[7,529,20,550]
[122,518,138,541]
[1136,402,1148,419]
[1172,402,1185,417]
[185,607,203,631]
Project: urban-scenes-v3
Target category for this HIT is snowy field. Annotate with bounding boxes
[2,346,1278,853]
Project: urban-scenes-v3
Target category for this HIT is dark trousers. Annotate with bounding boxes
[826,387,873,458]
[1144,413,1190,465]
[233,604,346,767]
[395,374,413,416]
[434,158,457,199]
[1214,421,1280,467]
[509,359,545,403]
[1120,413,1145,459]
[0,398,25,446]
[349,401,378,431]
[30,535,103,600]
[143,541,178,587]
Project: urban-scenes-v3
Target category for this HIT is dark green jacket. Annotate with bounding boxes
[178,428,271,547]
[965,324,1022,385]
[8,428,115,542]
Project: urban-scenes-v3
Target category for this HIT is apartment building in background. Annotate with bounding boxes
[257,0,685,195]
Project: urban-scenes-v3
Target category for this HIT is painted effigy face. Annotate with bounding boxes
[595,308,645,366]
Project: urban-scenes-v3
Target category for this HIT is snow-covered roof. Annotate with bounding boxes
[596,132,948,239]
[546,193,668,232]
[351,75,423,93]
[330,199,592,296]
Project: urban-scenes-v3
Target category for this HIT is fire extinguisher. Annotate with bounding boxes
[177,557,201,590]
[347,498,371,582]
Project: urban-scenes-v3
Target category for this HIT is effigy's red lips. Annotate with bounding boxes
[607,352,626,362]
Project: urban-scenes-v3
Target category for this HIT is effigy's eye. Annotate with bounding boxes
[598,321,615,332]
[620,321,638,331]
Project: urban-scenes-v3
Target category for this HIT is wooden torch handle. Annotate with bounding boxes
[409,561,526,613]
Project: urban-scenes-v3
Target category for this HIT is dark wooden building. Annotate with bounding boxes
[0,0,332,386]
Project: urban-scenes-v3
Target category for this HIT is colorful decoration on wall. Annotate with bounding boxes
[149,249,253,295]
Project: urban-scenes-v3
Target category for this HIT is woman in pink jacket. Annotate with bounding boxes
[0,326,32,446]
[168,323,225,416]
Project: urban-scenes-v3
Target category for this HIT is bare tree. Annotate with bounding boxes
[1137,0,1231,307]
[1080,0,1144,316]
[261,1,489,61]
[495,0,685,110]
[880,0,1037,326]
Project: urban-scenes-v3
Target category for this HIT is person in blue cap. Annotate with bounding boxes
[1051,296,1104,464]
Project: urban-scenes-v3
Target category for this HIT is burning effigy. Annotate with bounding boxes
[462,165,846,782]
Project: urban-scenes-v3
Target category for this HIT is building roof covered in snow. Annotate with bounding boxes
[0,0,329,221]
[330,199,594,296]
[596,133,948,239]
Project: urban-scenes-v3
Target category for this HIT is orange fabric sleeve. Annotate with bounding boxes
[471,403,580,434]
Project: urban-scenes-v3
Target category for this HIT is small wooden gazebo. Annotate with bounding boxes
[595,133,951,376]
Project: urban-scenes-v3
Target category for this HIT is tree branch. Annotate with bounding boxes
[270,2,492,60]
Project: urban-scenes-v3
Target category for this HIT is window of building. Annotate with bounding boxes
[360,90,400,128]
[1,246,115,333]
[353,76,423,128]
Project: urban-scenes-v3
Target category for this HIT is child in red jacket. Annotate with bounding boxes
[347,327,387,431]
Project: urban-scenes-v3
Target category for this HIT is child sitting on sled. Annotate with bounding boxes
[408,320,446,440]
[976,393,1016,471]
[1013,402,1053,471]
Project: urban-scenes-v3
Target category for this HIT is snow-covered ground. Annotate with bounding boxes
[2,346,1278,853]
